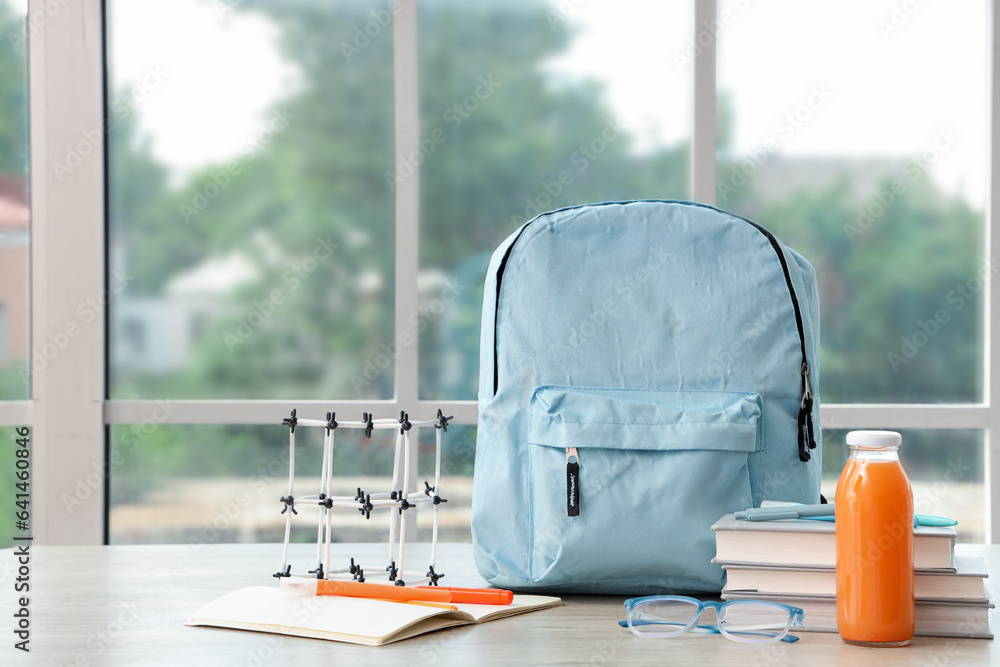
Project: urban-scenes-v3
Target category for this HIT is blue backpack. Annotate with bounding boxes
[471,200,822,594]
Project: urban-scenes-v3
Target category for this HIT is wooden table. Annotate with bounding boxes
[1,543,996,665]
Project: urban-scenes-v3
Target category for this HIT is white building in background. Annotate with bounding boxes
[110,248,260,373]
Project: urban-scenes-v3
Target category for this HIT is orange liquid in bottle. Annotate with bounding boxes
[835,452,914,646]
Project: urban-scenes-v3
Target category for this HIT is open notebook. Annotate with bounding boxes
[187,586,561,646]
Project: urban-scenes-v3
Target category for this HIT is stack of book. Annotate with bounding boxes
[711,513,993,639]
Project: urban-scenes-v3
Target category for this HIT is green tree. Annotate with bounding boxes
[720,169,982,404]
[0,1,26,174]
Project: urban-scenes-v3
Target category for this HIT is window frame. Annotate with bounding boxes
[8,0,999,544]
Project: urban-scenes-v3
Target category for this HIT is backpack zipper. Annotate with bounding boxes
[492,201,816,462]
[742,219,817,463]
[566,447,580,516]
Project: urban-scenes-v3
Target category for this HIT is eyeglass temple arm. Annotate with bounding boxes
[617,620,800,643]
[617,620,721,634]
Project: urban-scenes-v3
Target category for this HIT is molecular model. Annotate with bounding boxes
[273,408,452,587]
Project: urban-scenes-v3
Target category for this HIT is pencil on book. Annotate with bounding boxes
[387,599,458,610]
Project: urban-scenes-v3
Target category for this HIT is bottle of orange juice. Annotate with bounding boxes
[835,430,914,646]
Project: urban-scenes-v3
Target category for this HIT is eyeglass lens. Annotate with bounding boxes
[629,598,792,644]
[629,598,702,637]
[718,603,792,643]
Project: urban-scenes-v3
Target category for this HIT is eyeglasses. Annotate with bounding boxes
[620,596,804,644]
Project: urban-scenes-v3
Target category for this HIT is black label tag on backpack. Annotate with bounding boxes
[566,460,580,517]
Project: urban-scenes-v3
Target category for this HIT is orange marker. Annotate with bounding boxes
[280,577,513,605]
[416,586,514,605]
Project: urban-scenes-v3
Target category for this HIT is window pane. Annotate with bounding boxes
[110,423,475,545]
[417,0,693,399]
[107,0,395,400]
[0,0,29,400]
[821,429,985,543]
[718,0,989,403]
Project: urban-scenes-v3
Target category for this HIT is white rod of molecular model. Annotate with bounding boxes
[295,418,440,429]
[323,425,335,578]
[280,427,295,573]
[431,425,442,567]
[315,425,330,569]
[396,429,412,582]
[388,428,403,565]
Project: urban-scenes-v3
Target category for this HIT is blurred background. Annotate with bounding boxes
[0,0,990,546]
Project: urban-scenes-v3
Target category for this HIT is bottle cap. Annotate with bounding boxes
[846,430,901,449]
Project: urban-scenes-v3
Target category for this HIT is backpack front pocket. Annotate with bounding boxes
[528,387,761,591]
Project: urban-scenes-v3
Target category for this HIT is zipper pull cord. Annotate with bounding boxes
[797,362,816,462]
[566,447,580,517]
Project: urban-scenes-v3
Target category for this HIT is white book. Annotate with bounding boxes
[187,586,561,646]
[720,591,993,639]
[711,513,956,570]
[722,556,987,600]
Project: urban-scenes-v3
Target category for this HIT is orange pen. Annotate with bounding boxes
[416,586,514,605]
[280,577,514,605]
